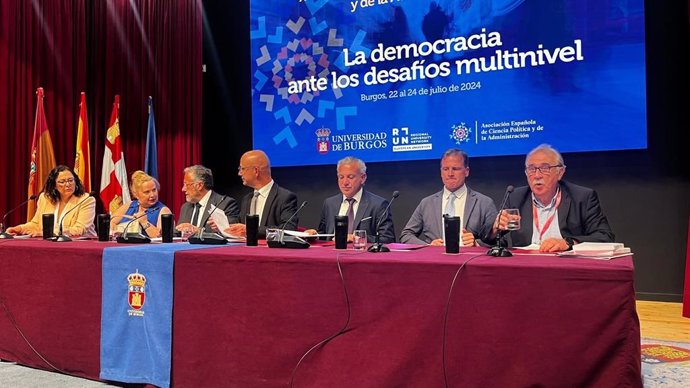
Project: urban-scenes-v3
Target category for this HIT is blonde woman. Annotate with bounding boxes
[111,170,172,237]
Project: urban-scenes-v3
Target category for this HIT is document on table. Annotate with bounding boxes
[557,242,632,260]
[209,204,230,232]
[387,243,427,251]
[284,230,334,238]
[512,243,541,251]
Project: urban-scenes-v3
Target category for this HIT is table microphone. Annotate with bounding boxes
[115,206,161,244]
[368,190,399,253]
[54,192,96,242]
[0,194,38,239]
[268,201,309,249]
[188,196,228,245]
[487,185,514,257]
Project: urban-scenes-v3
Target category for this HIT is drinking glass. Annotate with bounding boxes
[505,209,521,231]
[353,230,367,251]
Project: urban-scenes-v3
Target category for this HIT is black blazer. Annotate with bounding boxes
[178,191,240,232]
[317,190,396,243]
[239,183,298,238]
[504,181,614,247]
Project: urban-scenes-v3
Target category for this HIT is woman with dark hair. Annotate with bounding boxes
[6,165,96,237]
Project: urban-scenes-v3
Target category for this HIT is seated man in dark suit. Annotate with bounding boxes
[492,144,614,252]
[176,165,239,235]
[224,150,298,238]
[400,148,497,246]
[306,156,395,243]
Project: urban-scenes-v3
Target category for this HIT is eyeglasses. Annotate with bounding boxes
[182,181,200,188]
[525,164,564,175]
[237,166,257,172]
[56,178,75,186]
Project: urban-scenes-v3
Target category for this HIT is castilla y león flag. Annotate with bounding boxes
[100,95,131,213]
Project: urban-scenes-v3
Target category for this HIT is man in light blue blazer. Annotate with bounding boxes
[400,149,497,246]
[307,156,395,243]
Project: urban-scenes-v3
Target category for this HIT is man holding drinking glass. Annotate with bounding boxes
[492,144,614,252]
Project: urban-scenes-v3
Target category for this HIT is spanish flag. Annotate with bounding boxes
[27,87,56,221]
[74,92,91,192]
[99,95,131,213]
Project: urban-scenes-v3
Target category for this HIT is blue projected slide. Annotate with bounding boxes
[250,0,646,167]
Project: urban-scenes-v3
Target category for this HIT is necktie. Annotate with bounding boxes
[250,191,260,215]
[346,198,355,233]
[191,202,201,226]
[445,192,456,217]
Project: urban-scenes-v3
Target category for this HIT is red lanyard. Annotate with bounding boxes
[532,190,562,241]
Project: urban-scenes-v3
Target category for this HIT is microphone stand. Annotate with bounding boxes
[188,196,228,245]
[368,191,399,253]
[54,192,96,242]
[115,206,161,244]
[0,195,38,239]
[487,231,512,257]
[268,201,309,249]
[487,185,514,257]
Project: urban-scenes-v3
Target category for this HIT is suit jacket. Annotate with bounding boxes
[317,190,396,243]
[504,180,615,247]
[178,191,240,232]
[400,186,497,245]
[238,183,298,238]
[16,192,96,237]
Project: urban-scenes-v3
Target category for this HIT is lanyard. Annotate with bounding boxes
[532,190,562,241]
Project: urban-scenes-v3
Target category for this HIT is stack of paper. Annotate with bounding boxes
[558,242,631,259]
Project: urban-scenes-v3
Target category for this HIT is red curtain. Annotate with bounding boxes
[0,0,202,226]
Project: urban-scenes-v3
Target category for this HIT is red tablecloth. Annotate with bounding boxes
[0,239,113,378]
[0,240,642,387]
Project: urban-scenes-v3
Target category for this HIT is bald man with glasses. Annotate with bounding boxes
[225,150,298,238]
[491,144,614,252]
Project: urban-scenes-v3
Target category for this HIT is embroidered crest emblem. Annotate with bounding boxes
[128,270,146,311]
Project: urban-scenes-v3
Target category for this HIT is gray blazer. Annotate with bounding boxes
[400,186,497,245]
[178,191,240,232]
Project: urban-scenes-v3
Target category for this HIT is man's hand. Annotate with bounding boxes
[539,238,569,252]
[461,229,476,247]
[430,239,444,246]
[225,223,247,237]
[207,219,220,232]
[176,222,199,236]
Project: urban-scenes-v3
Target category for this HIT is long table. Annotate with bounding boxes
[0,239,642,387]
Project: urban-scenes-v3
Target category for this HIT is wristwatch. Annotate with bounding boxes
[141,221,151,229]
